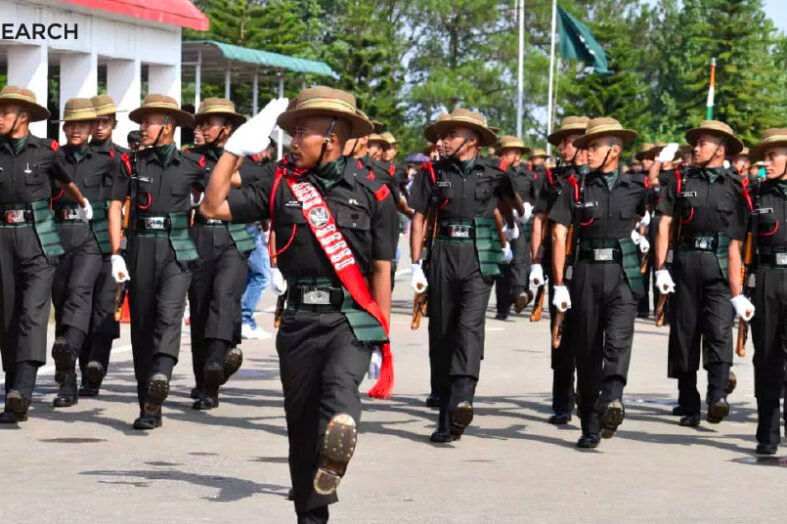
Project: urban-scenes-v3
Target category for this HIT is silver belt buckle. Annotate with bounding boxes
[206,219,223,225]
[594,248,614,261]
[695,237,711,250]
[667,249,674,263]
[5,210,25,224]
[64,209,80,220]
[146,217,166,230]
[302,288,331,305]
[776,253,787,266]
[449,225,470,238]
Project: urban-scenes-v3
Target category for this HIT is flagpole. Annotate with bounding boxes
[516,0,525,138]
[546,0,558,158]
[551,57,560,135]
[706,57,716,120]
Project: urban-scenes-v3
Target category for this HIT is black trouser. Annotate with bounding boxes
[0,225,56,400]
[751,268,787,445]
[544,243,576,414]
[188,225,247,391]
[494,264,513,316]
[79,255,120,384]
[277,310,372,515]
[494,230,530,316]
[52,223,104,395]
[569,260,637,436]
[427,240,493,431]
[127,233,192,409]
[668,250,732,414]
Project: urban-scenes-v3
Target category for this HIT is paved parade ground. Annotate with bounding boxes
[3,268,786,523]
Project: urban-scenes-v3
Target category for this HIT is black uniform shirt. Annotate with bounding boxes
[656,166,743,238]
[133,147,207,214]
[550,169,648,240]
[533,164,572,215]
[358,155,404,204]
[509,163,539,205]
[409,155,515,219]
[0,134,72,205]
[53,143,129,208]
[730,178,787,248]
[228,156,397,280]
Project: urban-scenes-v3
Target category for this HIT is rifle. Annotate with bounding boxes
[411,206,438,330]
[551,170,586,348]
[113,134,140,322]
[270,229,286,328]
[736,171,764,356]
[529,246,546,322]
[655,166,687,327]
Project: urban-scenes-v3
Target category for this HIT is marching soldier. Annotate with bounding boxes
[409,108,521,443]
[187,98,255,410]
[531,116,589,425]
[201,88,396,524]
[632,142,661,318]
[549,118,647,448]
[730,129,787,454]
[125,95,207,429]
[654,120,745,427]
[0,86,90,423]
[50,98,128,408]
[77,94,131,397]
[494,135,534,319]
[530,148,548,168]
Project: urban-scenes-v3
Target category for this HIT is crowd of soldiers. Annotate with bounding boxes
[1,82,786,523]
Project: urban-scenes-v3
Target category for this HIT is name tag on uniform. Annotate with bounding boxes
[284,201,303,208]
[593,248,614,261]
[680,191,697,198]
[436,181,451,188]
[138,176,152,183]
[578,201,598,209]
[753,207,774,215]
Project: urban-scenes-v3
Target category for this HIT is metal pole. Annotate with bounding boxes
[551,58,560,134]
[252,69,259,114]
[516,0,525,138]
[194,49,202,110]
[546,0,557,158]
[224,67,231,99]
[277,74,284,160]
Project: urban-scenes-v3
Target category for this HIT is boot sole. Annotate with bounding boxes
[706,401,730,424]
[85,361,105,386]
[145,375,169,410]
[6,392,29,421]
[222,348,243,384]
[314,414,357,496]
[52,340,75,385]
[600,401,625,439]
[449,402,474,438]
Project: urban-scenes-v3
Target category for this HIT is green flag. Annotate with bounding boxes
[557,6,609,74]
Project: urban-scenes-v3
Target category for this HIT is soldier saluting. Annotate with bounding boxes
[201,88,396,524]
[654,120,746,427]
[729,128,787,454]
[0,86,90,424]
[549,118,647,448]
[50,98,128,408]
[125,95,208,430]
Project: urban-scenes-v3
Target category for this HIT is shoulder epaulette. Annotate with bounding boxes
[50,139,59,152]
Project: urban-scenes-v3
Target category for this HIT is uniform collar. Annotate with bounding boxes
[63,143,90,163]
[0,134,29,155]
[89,139,113,154]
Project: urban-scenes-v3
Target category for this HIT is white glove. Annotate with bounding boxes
[529,263,545,287]
[723,160,731,169]
[111,254,130,283]
[639,236,651,254]
[730,295,755,322]
[225,97,289,157]
[631,229,642,244]
[658,142,680,163]
[504,222,520,241]
[502,242,513,263]
[655,269,676,294]
[270,267,288,296]
[368,348,383,379]
[639,210,651,227]
[190,192,204,208]
[410,262,428,293]
[78,199,93,223]
[262,229,270,246]
[552,285,572,312]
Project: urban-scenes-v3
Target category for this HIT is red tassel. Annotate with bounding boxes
[368,343,394,399]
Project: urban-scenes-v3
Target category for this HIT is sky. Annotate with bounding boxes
[644,0,787,33]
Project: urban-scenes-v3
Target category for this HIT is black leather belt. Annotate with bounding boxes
[135,216,171,231]
[680,235,718,252]
[578,247,622,263]
[759,253,787,267]
[194,214,224,226]
[2,209,33,224]
[439,223,475,239]
[287,285,344,310]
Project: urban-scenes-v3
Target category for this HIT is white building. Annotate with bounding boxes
[0,0,208,142]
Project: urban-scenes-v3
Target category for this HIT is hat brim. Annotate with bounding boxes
[54,115,96,123]
[277,107,373,139]
[499,145,531,154]
[195,110,247,129]
[547,127,586,146]
[430,119,498,147]
[94,108,129,117]
[685,128,743,156]
[129,106,195,128]
[0,97,50,122]
[750,137,787,162]
[574,129,639,149]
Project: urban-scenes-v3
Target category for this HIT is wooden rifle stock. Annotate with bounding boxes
[654,294,668,327]
[529,285,546,322]
[736,231,755,357]
[411,208,438,330]
[551,224,574,349]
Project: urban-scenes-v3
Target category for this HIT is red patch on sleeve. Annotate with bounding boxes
[366,172,375,180]
[120,153,132,176]
[568,174,580,202]
[643,176,649,189]
[251,153,260,163]
[198,155,206,168]
[50,140,59,152]
[499,158,508,170]
[109,147,115,158]
[358,160,364,169]
[374,184,390,201]
[674,166,682,194]
[388,164,395,176]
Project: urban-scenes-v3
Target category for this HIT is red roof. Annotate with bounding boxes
[54,0,209,31]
